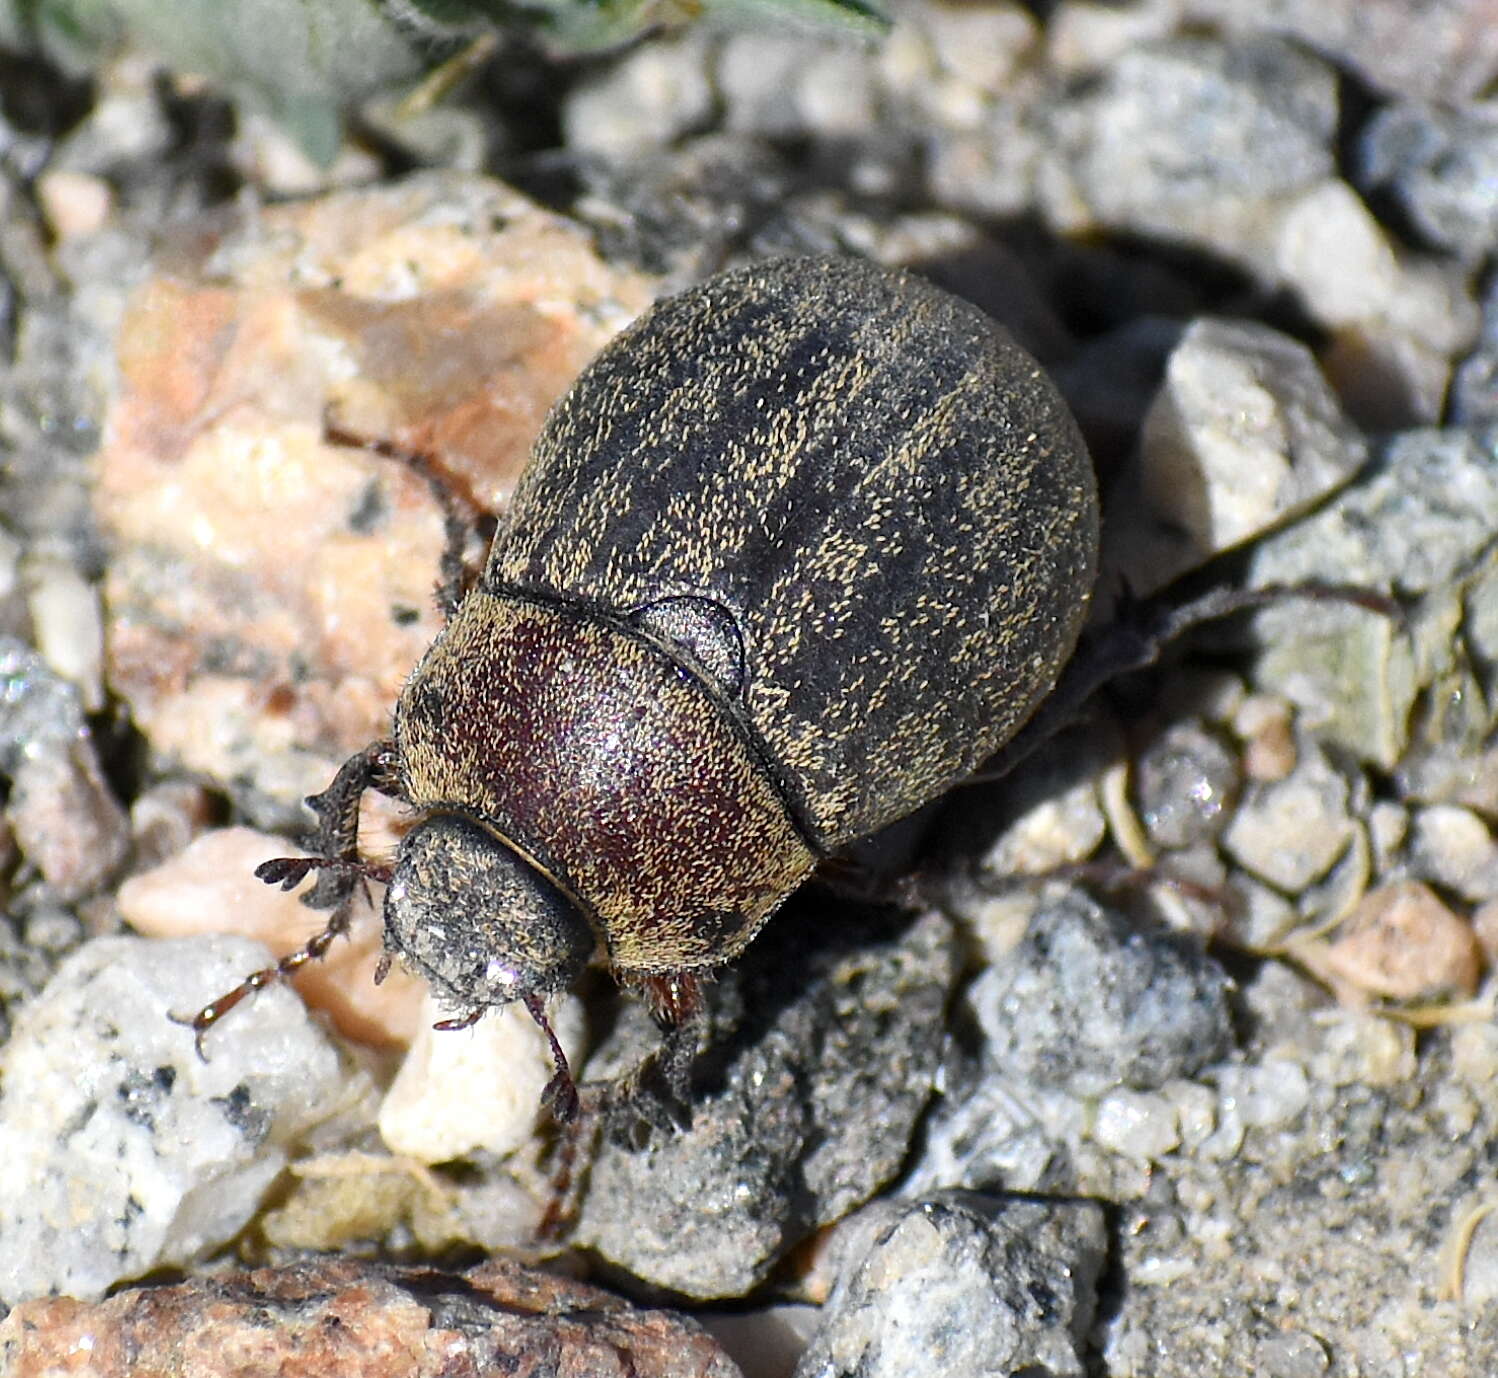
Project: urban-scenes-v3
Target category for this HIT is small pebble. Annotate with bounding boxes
[795,1192,1105,1378]
[34,168,113,240]
[1134,721,1240,850]
[128,779,221,870]
[964,887,1233,1099]
[378,989,586,1163]
[0,638,128,901]
[981,773,1106,877]
[1234,694,1297,782]
[1163,1079,1218,1153]
[1366,801,1410,876]
[1306,1012,1416,1088]
[1407,804,1498,902]
[1251,427,1498,769]
[1091,1088,1182,1160]
[1255,1329,1332,1378]
[1214,1060,1310,1132]
[1109,317,1365,594]
[563,35,716,156]
[1357,100,1498,263]
[1222,745,1354,893]
[1470,898,1498,968]
[1321,879,1481,1002]
[22,547,105,711]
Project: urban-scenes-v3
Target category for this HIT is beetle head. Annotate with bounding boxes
[384,813,595,1010]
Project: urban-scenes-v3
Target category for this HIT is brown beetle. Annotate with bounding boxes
[199,256,1099,1117]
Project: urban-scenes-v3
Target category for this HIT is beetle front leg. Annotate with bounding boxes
[174,740,403,1052]
[301,738,403,910]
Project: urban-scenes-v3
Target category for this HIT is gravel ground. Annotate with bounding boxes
[0,3,1496,1375]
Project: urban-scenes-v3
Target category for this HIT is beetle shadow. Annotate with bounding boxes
[582,884,930,1127]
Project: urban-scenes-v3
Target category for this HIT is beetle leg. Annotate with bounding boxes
[640,971,707,1106]
[323,420,492,618]
[302,739,403,910]
[523,992,582,1124]
[177,742,403,1052]
[171,892,374,1057]
[600,971,708,1136]
[974,580,1401,787]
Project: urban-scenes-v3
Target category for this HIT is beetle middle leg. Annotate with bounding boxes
[323,419,492,619]
[601,971,708,1135]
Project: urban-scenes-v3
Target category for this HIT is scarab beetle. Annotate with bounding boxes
[209,256,1099,1115]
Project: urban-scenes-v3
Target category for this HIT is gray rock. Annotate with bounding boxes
[1106,317,1365,595]
[0,934,374,1306]
[1249,426,1498,770]
[0,636,128,901]
[969,723,1110,879]
[899,1055,1071,1198]
[963,888,1233,1099]
[1049,35,1337,231]
[1452,276,1498,425]
[1358,101,1498,264]
[1033,33,1477,429]
[1183,0,1498,101]
[574,906,958,1299]
[563,33,717,158]
[575,137,799,280]
[794,1192,1106,1378]
[1407,804,1498,903]
[0,905,85,1045]
[1221,744,1355,893]
[1051,316,1182,469]
[716,31,878,142]
[1135,721,1241,850]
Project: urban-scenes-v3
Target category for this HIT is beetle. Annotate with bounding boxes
[191,255,1099,1119]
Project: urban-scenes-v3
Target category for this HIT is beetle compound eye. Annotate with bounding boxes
[384,815,596,1010]
[630,595,747,698]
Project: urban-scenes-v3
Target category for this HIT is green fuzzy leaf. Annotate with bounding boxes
[1,0,888,161]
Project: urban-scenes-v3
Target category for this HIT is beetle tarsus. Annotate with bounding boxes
[180,900,359,1047]
[254,854,394,892]
[523,993,580,1124]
